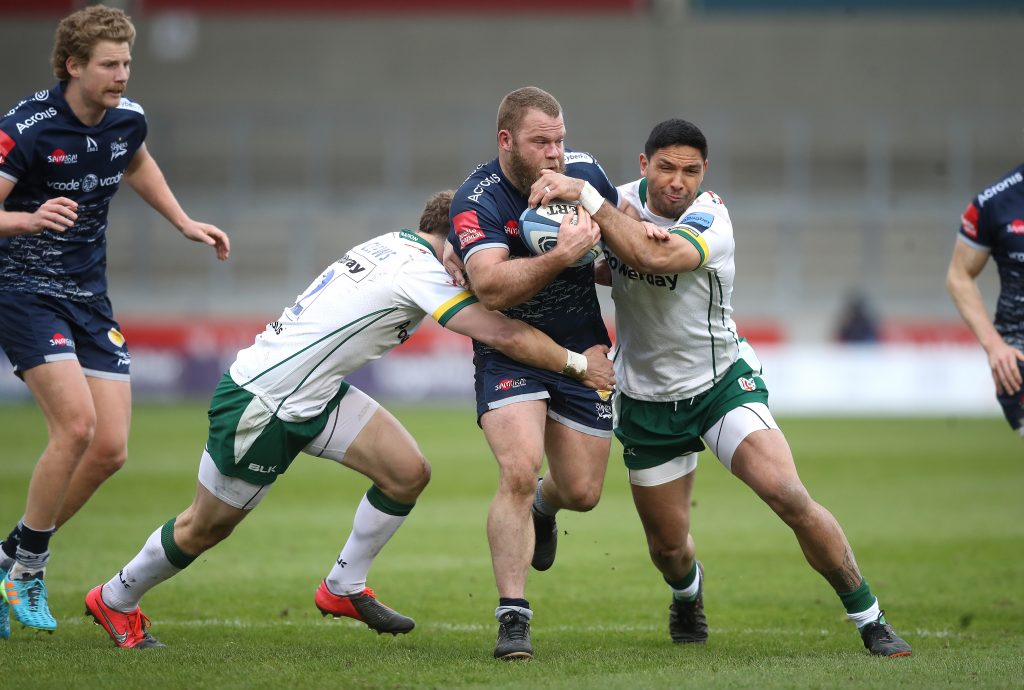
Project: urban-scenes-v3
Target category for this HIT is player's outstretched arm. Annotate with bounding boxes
[0,178,77,237]
[125,144,230,260]
[947,240,1024,394]
[443,304,614,390]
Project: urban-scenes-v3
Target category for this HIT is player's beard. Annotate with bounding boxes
[506,143,565,196]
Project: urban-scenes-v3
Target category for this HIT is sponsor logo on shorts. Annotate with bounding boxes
[247,463,278,474]
[738,377,756,392]
[595,402,612,420]
[495,377,526,392]
[50,332,75,349]
[116,350,131,367]
[504,219,520,238]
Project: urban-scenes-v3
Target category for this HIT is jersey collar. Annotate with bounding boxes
[399,229,437,259]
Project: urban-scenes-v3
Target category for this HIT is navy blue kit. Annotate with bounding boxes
[958,163,1024,429]
[0,82,146,378]
[448,152,618,431]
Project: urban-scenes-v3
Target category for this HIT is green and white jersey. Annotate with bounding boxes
[229,230,477,422]
[612,179,742,401]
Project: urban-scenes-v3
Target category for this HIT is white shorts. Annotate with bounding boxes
[703,402,780,471]
[198,385,380,510]
[628,452,698,487]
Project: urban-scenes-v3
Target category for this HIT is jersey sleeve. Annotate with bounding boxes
[957,198,992,251]
[448,186,509,264]
[394,253,480,327]
[0,114,38,184]
[669,191,734,271]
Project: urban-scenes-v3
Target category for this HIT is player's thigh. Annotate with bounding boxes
[630,472,695,547]
[341,407,429,494]
[729,428,810,512]
[83,375,131,459]
[544,420,611,495]
[480,400,548,477]
[22,359,96,439]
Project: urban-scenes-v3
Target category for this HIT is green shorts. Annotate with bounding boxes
[613,357,769,470]
[205,373,350,485]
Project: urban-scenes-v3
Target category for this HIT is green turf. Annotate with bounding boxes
[1,403,1022,688]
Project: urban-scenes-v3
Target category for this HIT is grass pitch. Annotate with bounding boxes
[1,403,1022,688]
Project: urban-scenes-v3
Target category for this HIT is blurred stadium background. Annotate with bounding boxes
[2,0,1023,416]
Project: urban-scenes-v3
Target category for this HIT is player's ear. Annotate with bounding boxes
[498,129,513,152]
[66,56,82,79]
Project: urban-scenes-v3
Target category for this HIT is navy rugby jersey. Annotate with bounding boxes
[958,163,1024,349]
[0,83,147,302]
[448,150,618,357]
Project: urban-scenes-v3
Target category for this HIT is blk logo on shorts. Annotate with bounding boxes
[49,332,74,349]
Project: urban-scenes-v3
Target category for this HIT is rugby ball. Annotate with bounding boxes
[519,201,601,267]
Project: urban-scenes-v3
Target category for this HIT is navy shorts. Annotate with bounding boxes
[474,354,612,437]
[996,360,1024,431]
[0,291,130,379]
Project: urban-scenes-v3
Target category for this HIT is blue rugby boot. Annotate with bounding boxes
[2,573,57,633]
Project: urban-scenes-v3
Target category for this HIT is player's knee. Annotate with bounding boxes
[86,440,128,477]
[649,537,691,565]
[764,479,813,525]
[387,453,431,502]
[52,411,97,456]
[560,483,601,512]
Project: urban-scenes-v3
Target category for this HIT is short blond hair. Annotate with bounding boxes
[52,4,136,81]
[496,86,561,136]
[419,190,455,236]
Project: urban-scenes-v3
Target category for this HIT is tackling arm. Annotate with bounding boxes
[530,170,701,274]
[947,239,1024,394]
[444,303,614,391]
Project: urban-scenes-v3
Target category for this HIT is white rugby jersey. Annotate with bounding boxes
[229,230,476,421]
[611,179,742,400]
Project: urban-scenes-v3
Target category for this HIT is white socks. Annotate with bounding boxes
[101,527,182,613]
[325,494,406,596]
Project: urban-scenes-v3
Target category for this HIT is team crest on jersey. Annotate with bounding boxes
[738,377,757,392]
[111,140,128,161]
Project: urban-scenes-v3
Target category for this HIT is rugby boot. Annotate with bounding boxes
[85,585,164,648]
[494,610,533,660]
[859,610,912,657]
[315,581,415,635]
[3,572,56,633]
[668,561,708,643]
[0,568,9,639]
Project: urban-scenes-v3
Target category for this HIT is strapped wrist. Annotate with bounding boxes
[561,350,588,380]
[579,181,605,215]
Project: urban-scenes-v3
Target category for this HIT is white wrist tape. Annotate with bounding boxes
[561,350,588,380]
[579,181,605,215]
